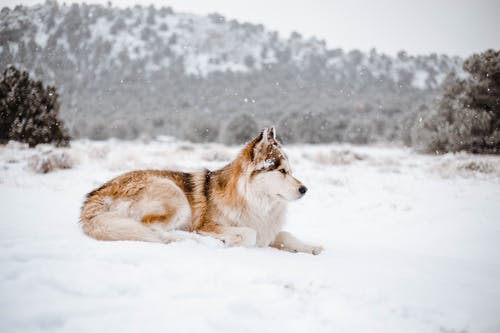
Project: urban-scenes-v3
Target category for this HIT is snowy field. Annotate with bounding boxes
[1,138,499,333]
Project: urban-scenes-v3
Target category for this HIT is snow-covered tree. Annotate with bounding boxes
[414,50,500,153]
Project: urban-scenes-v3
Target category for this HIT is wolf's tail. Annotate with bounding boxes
[80,194,164,243]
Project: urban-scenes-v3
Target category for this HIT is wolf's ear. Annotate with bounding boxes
[246,128,269,161]
[255,128,269,144]
[267,126,281,145]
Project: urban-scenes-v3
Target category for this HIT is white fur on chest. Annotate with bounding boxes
[215,193,287,247]
[248,202,287,246]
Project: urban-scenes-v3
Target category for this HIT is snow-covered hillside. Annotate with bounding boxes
[0,3,461,83]
[0,3,465,143]
[1,139,499,333]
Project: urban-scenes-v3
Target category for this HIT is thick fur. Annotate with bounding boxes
[80,128,323,255]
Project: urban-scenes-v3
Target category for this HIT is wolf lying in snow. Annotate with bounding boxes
[80,127,323,255]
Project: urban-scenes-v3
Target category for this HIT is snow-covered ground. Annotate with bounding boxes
[1,139,499,333]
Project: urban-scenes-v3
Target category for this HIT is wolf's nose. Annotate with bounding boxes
[298,185,308,195]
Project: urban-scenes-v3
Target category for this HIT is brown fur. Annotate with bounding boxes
[81,143,257,239]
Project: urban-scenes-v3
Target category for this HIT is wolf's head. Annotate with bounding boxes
[241,127,307,201]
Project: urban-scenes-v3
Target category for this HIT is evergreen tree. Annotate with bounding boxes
[0,66,70,147]
[415,50,500,153]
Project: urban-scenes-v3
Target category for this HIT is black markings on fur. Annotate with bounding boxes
[181,172,193,195]
[204,169,212,201]
[250,160,281,178]
[268,160,279,171]
[257,131,264,142]
[86,183,107,198]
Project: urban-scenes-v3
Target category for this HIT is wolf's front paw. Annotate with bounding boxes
[311,245,324,255]
[302,245,323,255]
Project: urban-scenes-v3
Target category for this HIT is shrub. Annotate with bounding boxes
[220,113,258,145]
[183,116,220,143]
[0,66,70,147]
[28,151,74,173]
[278,111,339,143]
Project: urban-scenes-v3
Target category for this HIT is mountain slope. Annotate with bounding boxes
[0,2,463,143]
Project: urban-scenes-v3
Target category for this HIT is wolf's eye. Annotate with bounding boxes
[279,169,287,174]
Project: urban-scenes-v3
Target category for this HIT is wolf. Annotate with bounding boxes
[80,127,323,255]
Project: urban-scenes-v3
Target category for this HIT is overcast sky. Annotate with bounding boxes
[3,0,499,57]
